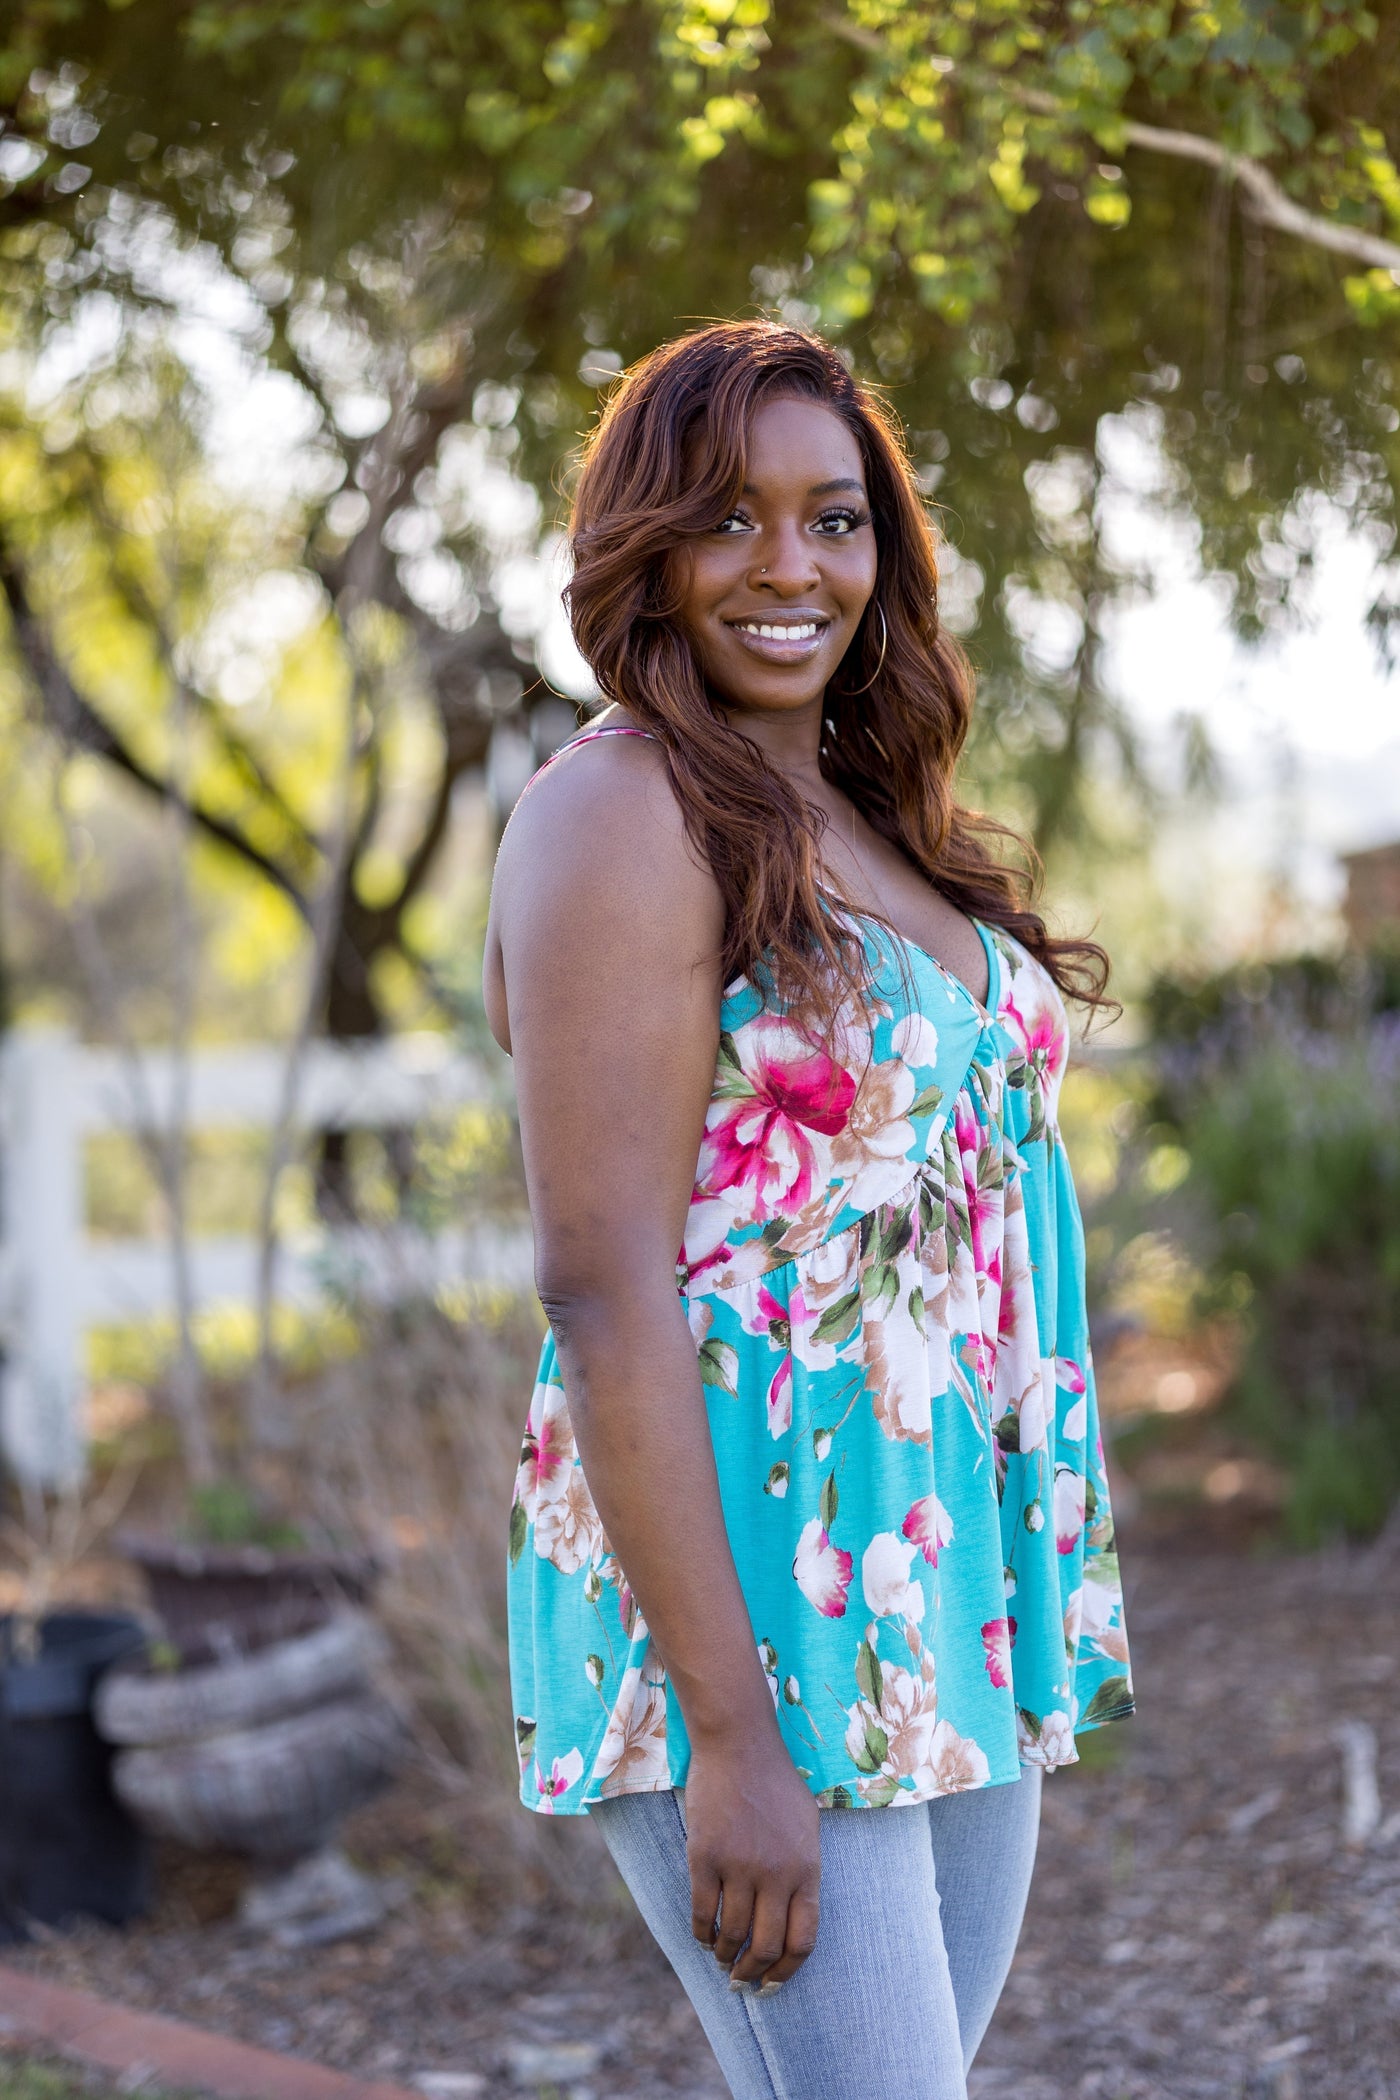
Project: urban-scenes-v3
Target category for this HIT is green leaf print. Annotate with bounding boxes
[863,1719,890,1769]
[907,1282,925,1326]
[764,1462,790,1496]
[876,1202,914,1262]
[508,1498,528,1565]
[917,1175,946,1237]
[820,1471,839,1529]
[813,1288,862,1346]
[697,1338,739,1396]
[515,1715,538,1763]
[1080,1676,1134,1725]
[861,1261,900,1317]
[712,1033,753,1099]
[817,1784,855,1810]
[855,1638,883,1708]
[585,1653,605,1689]
[1017,1706,1043,1741]
[908,1082,944,1120]
[862,1774,902,1807]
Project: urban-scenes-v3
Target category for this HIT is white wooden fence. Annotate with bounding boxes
[0,1027,534,1488]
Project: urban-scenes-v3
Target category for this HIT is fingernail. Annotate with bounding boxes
[758,1981,783,1998]
[728,1976,747,1994]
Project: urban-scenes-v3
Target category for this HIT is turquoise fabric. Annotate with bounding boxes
[507,753,1133,1816]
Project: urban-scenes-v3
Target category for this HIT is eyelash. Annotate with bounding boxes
[716,506,870,537]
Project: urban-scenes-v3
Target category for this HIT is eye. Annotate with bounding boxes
[714,508,756,535]
[813,505,871,536]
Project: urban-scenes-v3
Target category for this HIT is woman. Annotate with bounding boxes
[486,322,1133,2099]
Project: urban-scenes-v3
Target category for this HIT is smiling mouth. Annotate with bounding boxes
[724,615,832,658]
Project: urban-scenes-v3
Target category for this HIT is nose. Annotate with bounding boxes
[748,519,820,594]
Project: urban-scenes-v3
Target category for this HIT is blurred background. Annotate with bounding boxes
[0,6,1397,2099]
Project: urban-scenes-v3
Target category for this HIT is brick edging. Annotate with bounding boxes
[0,1964,428,2100]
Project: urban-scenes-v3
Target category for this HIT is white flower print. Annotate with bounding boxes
[1053,1465,1088,1555]
[843,1660,941,1802]
[595,1657,670,1796]
[1018,1707,1075,1766]
[926,1719,991,1793]
[861,1532,924,1621]
[534,1468,604,1576]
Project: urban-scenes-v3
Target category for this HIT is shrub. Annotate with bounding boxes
[1144,949,1400,1543]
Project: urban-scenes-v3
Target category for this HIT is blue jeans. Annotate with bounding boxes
[592,1768,1042,2100]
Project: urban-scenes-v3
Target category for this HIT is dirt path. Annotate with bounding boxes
[11,1535,1400,2099]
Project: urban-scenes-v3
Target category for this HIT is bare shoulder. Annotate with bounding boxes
[495,729,715,924]
[485,731,724,1051]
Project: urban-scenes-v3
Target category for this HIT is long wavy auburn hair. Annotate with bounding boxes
[565,320,1110,1038]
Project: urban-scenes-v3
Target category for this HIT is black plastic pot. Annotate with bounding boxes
[0,1611,150,1942]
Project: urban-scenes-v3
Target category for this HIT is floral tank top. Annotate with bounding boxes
[507,726,1133,1813]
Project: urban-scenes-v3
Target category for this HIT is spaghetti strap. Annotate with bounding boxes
[513,723,658,808]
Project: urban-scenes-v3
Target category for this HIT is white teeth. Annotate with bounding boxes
[737,621,821,641]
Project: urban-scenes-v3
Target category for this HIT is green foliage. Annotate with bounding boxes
[1146,950,1400,1543]
[2,0,1399,983]
[185,1476,305,1548]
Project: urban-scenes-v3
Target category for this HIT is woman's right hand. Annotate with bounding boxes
[684,1729,823,1991]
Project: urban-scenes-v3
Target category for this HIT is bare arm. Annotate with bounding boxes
[490,739,820,1988]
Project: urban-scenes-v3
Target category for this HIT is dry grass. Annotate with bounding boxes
[270,1293,617,1909]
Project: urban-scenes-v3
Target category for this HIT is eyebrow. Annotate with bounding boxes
[738,477,867,497]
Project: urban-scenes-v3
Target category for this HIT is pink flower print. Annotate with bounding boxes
[980,1616,1017,1689]
[902,1492,955,1566]
[793,1518,853,1618]
[699,1016,857,1224]
[1053,1464,1087,1554]
[1055,1357,1088,1442]
[766,1352,793,1439]
[954,1099,1001,1293]
[534,1746,584,1813]
[514,1385,574,1523]
[742,1281,796,1438]
[1004,986,1068,1089]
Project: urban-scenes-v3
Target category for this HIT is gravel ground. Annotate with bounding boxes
[10,1529,1400,2100]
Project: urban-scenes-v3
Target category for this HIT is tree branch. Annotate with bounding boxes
[1119,120,1400,273]
[819,15,1400,275]
[72,465,327,866]
[0,547,312,918]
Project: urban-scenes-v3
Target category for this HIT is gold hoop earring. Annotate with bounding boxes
[846,603,887,695]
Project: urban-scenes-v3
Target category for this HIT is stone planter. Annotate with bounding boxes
[113,1530,378,1659]
[95,1610,410,1945]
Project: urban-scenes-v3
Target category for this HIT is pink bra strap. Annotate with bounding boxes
[515,723,658,805]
